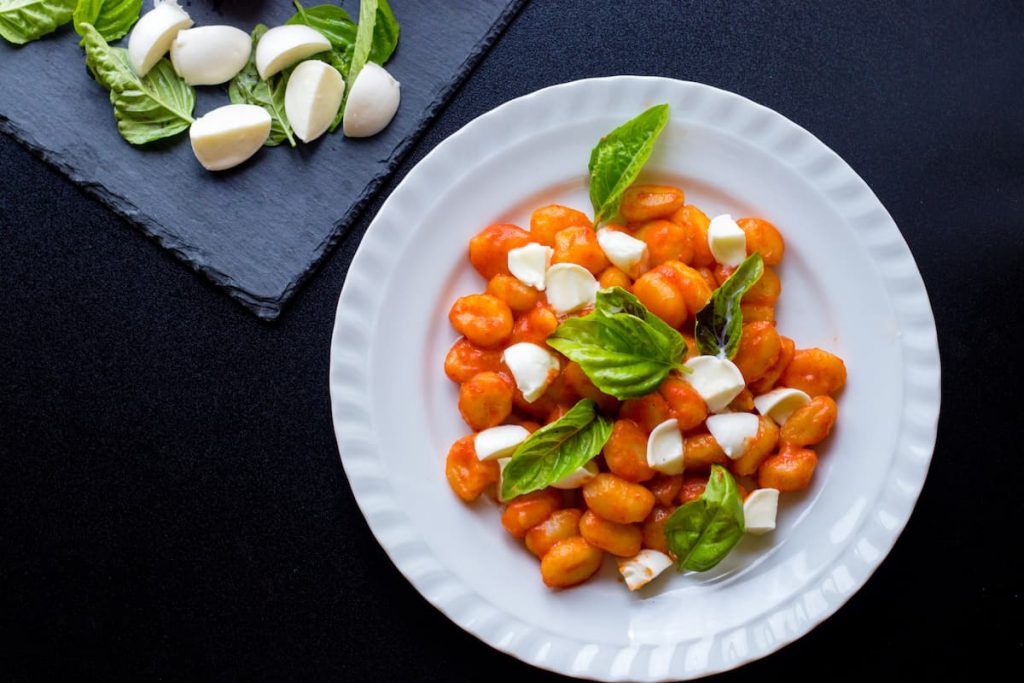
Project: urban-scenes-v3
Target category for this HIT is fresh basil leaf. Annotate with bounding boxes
[346,0,377,98]
[694,252,764,359]
[588,103,669,224]
[320,48,352,133]
[0,0,75,45]
[368,0,398,64]
[547,287,687,399]
[664,464,745,572]
[228,24,296,148]
[73,0,141,42]
[500,399,612,500]
[287,2,356,51]
[81,23,194,145]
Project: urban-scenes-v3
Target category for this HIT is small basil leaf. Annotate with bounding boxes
[287,1,356,51]
[228,25,296,148]
[368,0,399,64]
[73,0,141,43]
[81,23,195,145]
[500,399,612,500]
[588,104,669,224]
[664,464,745,572]
[694,252,764,359]
[0,0,75,45]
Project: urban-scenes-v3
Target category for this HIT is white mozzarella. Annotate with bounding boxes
[743,488,780,535]
[707,214,747,266]
[552,460,599,489]
[706,412,760,459]
[683,355,746,413]
[596,228,648,277]
[753,387,811,425]
[507,243,553,290]
[502,342,559,403]
[474,425,530,461]
[128,0,194,76]
[646,419,684,475]
[545,263,598,314]
[617,550,674,591]
[343,63,401,138]
[189,104,271,171]
[170,26,251,86]
[254,24,331,79]
[285,60,345,143]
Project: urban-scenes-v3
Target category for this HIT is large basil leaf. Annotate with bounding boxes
[694,252,763,358]
[81,23,194,145]
[287,1,356,50]
[368,0,398,64]
[500,399,612,500]
[588,103,669,224]
[73,0,141,42]
[0,0,75,45]
[664,465,745,572]
[227,25,296,148]
[547,287,687,399]
[346,0,378,95]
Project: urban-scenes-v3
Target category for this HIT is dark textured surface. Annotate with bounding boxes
[0,0,524,319]
[1,0,1022,680]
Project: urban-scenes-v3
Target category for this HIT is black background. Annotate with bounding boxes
[2,0,1021,679]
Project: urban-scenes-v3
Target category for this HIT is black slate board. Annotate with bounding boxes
[0,0,524,319]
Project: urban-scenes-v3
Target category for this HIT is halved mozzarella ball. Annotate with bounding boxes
[343,63,401,138]
[705,412,759,459]
[546,263,598,314]
[502,342,559,403]
[189,104,271,171]
[753,388,811,425]
[596,228,648,277]
[708,214,747,266]
[128,0,193,77]
[617,549,673,591]
[507,243,553,290]
[683,356,746,413]
[474,425,530,461]
[170,26,251,86]
[255,24,331,80]
[646,418,684,475]
[285,60,345,143]
[743,488,779,535]
[552,460,599,489]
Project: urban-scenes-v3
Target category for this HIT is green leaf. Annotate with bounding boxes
[500,399,612,500]
[663,465,745,572]
[547,287,688,399]
[81,23,194,145]
[227,24,296,148]
[694,252,764,359]
[0,0,75,45]
[320,48,352,133]
[73,0,141,42]
[368,0,398,64]
[588,104,669,224]
[287,2,356,51]
[346,0,377,97]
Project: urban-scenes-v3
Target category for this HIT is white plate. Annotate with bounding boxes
[329,77,940,681]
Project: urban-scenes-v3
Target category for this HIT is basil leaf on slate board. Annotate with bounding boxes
[228,24,296,148]
[73,0,141,42]
[0,0,76,45]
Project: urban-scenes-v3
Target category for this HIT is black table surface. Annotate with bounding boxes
[2,0,1021,679]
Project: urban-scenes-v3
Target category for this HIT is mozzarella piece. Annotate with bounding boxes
[706,412,760,459]
[753,387,811,425]
[170,25,251,85]
[552,460,599,489]
[683,356,746,413]
[646,419,684,475]
[596,228,648,277]
[285,60,345,143]
[617,550,674,591]
[743,488,780,535]
[507,243,553,290]
[189,104,271,171]
[474,425,530,461]
[546,263,598,314]
[255,24,331,79]
[127,0,194,77]
[707,214,747,267]
[343,63,402,138]
[502,343,559,403]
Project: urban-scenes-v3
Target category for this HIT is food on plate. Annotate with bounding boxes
[127,0,193,76]
[342,62,401,137]
[170,25,251,86]
[285,60,346,143]
[189,104,271,171]
[442,104,847,590]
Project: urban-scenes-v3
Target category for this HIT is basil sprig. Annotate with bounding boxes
[588,103,669,224]
[73,0,141,42]
[228,25,296,148]
[664,465,745,572]
[694,252,764,358]
[547,287,688,399]
[500,399,612,500]
[0,0,75,45]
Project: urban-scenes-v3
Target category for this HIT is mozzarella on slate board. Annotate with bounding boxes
[128,0,194,77]
[343,63,402,138]
[255,25,331,80]
[170,26,251,86]
[190,104,271,171]
[286,60,345,143]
